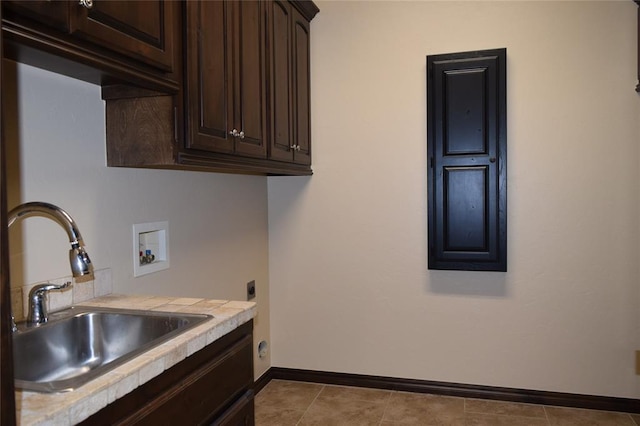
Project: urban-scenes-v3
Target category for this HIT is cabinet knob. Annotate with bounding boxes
[229,129,245,139]
[290,144,301,151]
[296,145,301,151]
[79,0,93,9]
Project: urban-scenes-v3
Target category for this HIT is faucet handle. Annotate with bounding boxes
[27,281,72,326]
[29,281,71,297]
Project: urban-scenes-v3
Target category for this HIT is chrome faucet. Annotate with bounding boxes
[8,202,94,327]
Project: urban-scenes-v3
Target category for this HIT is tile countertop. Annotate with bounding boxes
[15,294,257,426]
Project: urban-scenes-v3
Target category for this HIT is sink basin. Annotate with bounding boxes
[13,306,211,393]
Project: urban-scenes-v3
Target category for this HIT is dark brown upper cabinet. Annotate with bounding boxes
[2,0,180,92]
[4,0,175,72]
[183,0,317,169]
[68,0,175,73]
[268,0,314,166]
[427,48,507,272]
[185,0,267,159]
[104,0,318,176]
[3,0,319,176]
[3,1,70,33]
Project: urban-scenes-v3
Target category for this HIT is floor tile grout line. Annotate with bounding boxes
[321,383,395,404]
[294,384,325,426]
[463,398,550,420]
[542,405,551,426]
[377,389,395,426]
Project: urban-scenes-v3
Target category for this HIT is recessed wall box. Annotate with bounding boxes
[133,221,169,277]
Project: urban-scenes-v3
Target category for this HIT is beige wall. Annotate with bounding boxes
[5,0,639,398]
[268,1,640,398]
[4,63,271,378]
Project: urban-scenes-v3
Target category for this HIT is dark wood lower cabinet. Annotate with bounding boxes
[212,390,255,426]
[79,320,254,426]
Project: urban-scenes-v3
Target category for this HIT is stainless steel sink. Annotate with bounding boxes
[13,306,211,393]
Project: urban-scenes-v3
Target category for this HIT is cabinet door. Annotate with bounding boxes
[234,0,267,158]
[427,49,507,272]
[291,6,312,165]
[69,0,175,72]
[187,1,267,158]
[268,2,312,165]
[268,0,294,163]
[211,390,255,426]
[186,0,234,153]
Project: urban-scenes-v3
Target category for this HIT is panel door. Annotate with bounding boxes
[268,0,294,163]
[291,7,311,165]
[186,1,266,158]
[234,0,267,158]
[427,48,507,271]
[186,0,235,154]
[69,0,175,72]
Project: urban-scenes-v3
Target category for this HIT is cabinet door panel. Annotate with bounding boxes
[187,0,234,153]
[131,335,253,424]
[292,8,311,165]
[442,166,490,253]
[235,0,267,158]
[69,0,174,72]
[268,0,294,162]
[4,0,69,32]
[444,69,487,155]
[427,48,506,271]
[211,390,255,426]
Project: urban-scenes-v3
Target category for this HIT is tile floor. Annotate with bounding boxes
[255,380,640,426]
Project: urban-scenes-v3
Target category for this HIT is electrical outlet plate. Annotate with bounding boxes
[247,280,256,300]
[133,221,170,277]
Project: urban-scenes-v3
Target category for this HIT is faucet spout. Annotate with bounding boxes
[8,202,93,278]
